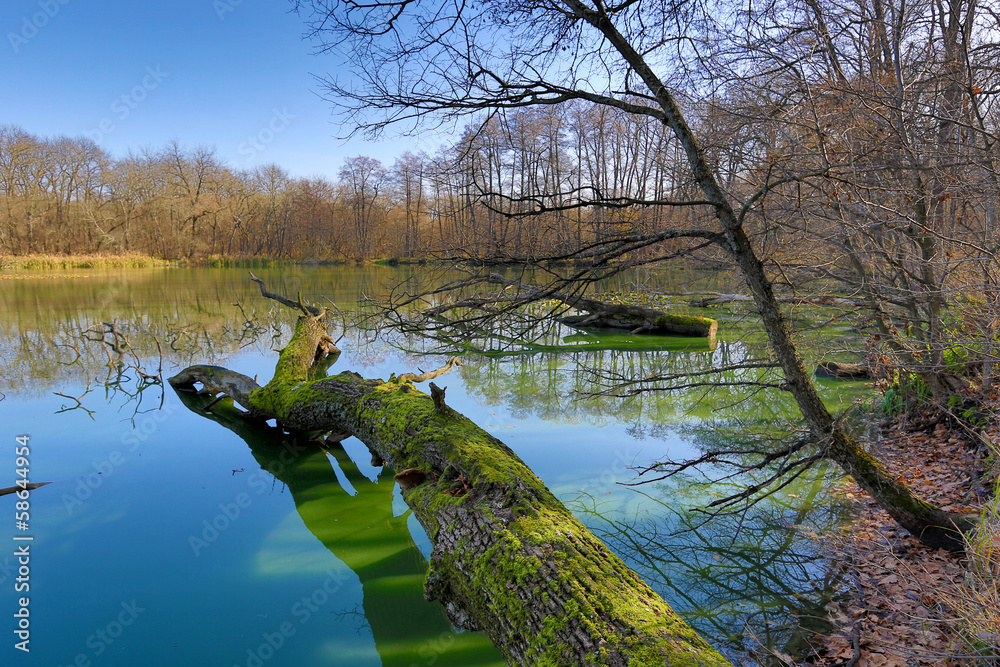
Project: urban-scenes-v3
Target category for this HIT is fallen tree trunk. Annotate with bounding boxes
[558,303,718,337]
[687,293,864,308]
[815,361,870,379]
[170,303,730,666]
[426,274,719,337]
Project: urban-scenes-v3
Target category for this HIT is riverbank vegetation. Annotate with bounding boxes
[5,0,999,658]
[809,409,999,666]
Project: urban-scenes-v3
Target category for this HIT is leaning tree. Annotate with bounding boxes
[291,0,981,550]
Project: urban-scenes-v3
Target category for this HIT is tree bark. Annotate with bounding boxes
[567,1,977,553]
[169,310,731,666]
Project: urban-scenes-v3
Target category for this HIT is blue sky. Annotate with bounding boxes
[0,0,436,178]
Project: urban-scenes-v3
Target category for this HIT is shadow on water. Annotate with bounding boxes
[174,389,506,667]
[570,460,851,665]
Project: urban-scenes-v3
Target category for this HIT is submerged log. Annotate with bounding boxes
[170,302,730,666]
[815,361,870,379]
[425,274,719,338]
[559,306,718,337]
[688,293,863,308]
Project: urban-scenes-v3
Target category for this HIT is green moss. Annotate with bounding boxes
[655,313,716,327]
[434,500,729,665]
[653,313,719,336]
[242,316,730,665]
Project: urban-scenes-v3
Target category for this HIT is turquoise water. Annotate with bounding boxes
[0,266,862,665]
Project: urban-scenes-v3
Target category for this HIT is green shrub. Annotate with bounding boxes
[880,371,931,416]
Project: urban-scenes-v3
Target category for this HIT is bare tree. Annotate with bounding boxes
[391,151,428,257]
[293,0,981,550]
[338,155,389,258]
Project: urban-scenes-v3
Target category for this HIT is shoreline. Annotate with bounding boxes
[804,413,998,666]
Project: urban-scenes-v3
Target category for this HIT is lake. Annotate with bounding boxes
[0,265,864,666]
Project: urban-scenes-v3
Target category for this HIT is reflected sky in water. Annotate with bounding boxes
[0,266,865,665]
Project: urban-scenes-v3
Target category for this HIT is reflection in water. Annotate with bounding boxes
[175,389,505,666]
[1,266,870,665]
[457,337,800,426]
[0,266,420,395]
[572,461,851,663]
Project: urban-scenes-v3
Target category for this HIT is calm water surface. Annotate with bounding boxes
[0,266,864,666]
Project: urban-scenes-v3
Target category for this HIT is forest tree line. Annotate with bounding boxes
[0,104,707,262]
[3,30,998,277]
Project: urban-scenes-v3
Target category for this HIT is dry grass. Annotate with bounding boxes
[950,478,1000,664]
[194,256,295,268]
[0,253,172,270]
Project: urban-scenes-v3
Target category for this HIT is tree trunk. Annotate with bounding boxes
[730,227,976,552]
[569,3,978,553]
[169,311,731,667]
[815,362,869,379]
[559,308,718,336]
[429,274,719,337]
[557,298,718,337]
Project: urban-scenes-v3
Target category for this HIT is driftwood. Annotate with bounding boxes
[0,482,49,497]
[168,281,731,667]
[688,293,863,308]
[816,361,870,379]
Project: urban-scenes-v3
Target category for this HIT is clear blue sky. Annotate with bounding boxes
[0,0,434,178]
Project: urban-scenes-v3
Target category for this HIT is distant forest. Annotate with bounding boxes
[0,103,710,261]
[2,55,998,270]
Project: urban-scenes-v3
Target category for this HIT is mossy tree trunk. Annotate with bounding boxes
[558,300,718,337]
[727,212,977,552]
[170,311,731,667]
[426,274,718,337]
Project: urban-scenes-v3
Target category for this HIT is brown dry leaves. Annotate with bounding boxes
[806,417,998,666]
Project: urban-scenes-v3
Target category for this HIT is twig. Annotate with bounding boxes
[321,296,348,344]
[54,388,96,419]
[55,342,83,365]
[202,394,227,412]
[0,482,50,497]
[397,357,463,383]
[248,271,323,316]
